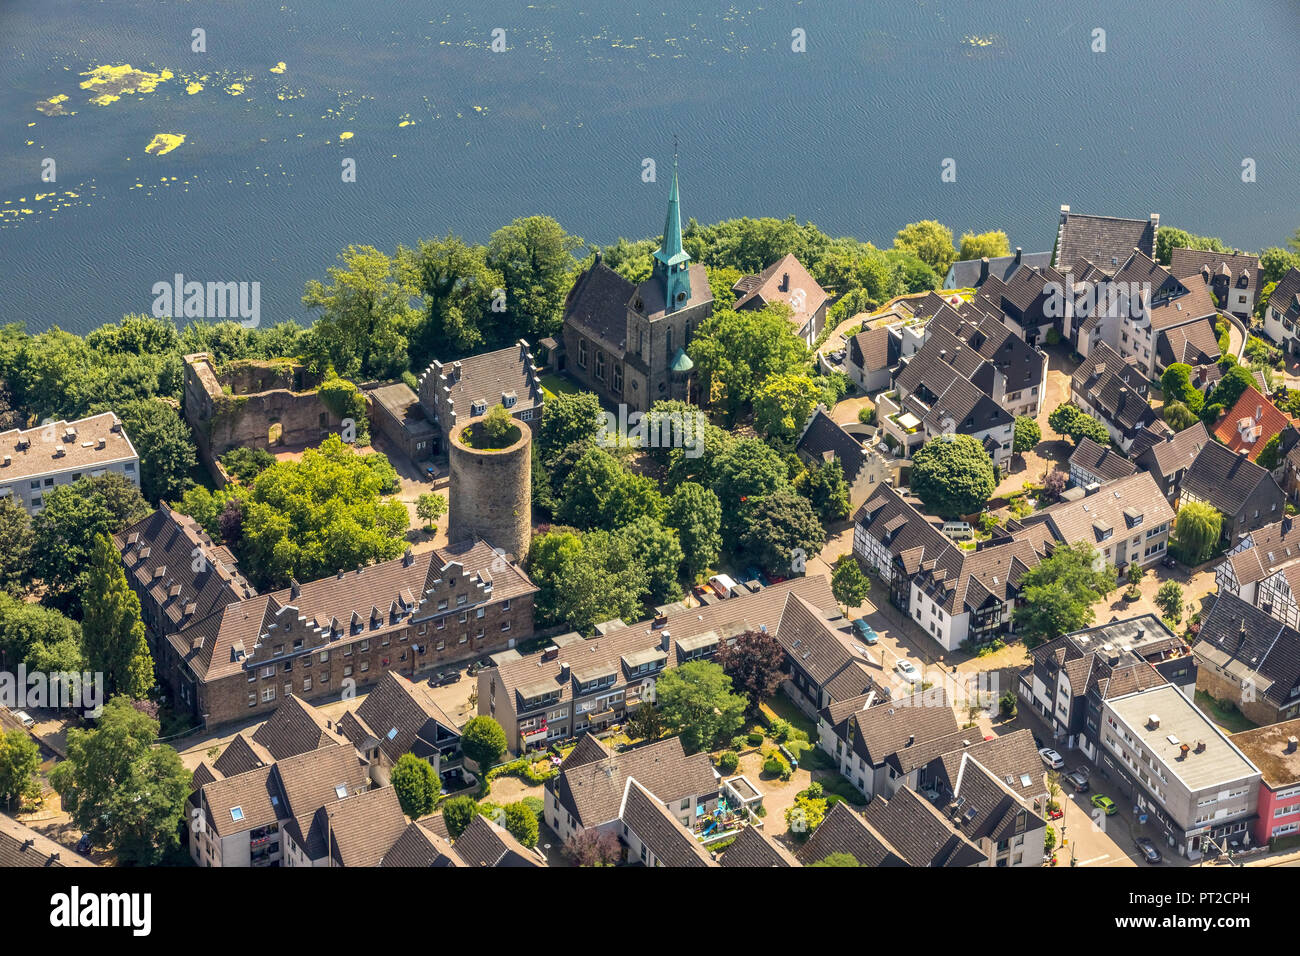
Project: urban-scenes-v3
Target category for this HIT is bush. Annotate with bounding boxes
[768,718,792,743]
[746,731,764,747]
[762,750,792,781]
[999,690,1017,718]
[717,750,740,774]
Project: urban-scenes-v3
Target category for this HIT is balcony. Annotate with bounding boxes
[521,722,548,742]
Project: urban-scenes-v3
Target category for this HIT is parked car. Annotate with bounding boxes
[895,660,921,684]
[467,658,495,676]
[1091,794,1118,815]
[1032,733,1044,749]
[75,834,92,855]
[428,671,461,687]
[1134,836,1162,863]
[1065,769,1091,792]
[13,711,34,729]
[852,618,879,645]
[1038,747,1065,770]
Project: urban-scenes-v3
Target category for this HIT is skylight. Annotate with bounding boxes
[230,806,244,822]
[335,784,348,799]
[1019,773,1032,788]
[387,727,399,740]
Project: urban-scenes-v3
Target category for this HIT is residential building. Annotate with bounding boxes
[364,381,440,465]
[926,745,1048,866]
[718,824,800,867]
[943,247,1052,290]
[1021,471,1175,570]
[844,325,899,393]
[1020,615,1195,753]
[793,407,892,510]
[0,412,138,513]
[1214,516,1300,621]
[1133,422,1209,502]
[924,301,1050,417]
[775,592,889,714]
[481,575,838,754]
[1194,592,1300,727]
[1228,719,1300,846]
[1068,437,1136,489]
[337,671,462,786]
[1052,206,1159,276]
[1095,683,1260,859]
[543,734,718,848]
[381,813,544,867]
[852,484,1040,651]
[1262,267,1300,357]
[972,262,1071,346]
[127,528,536,729]
[1211,385,1298,464]
[1069,342,1163,452]
[1181,441,1286,542]
[618,778,718,867]
[860,786,988,866]
[413,339,544,452]
[732,253,829,346]
[560,162,713,411]
[0,814,96,868]
[1170,248,1261,322]
[793,801,908,867]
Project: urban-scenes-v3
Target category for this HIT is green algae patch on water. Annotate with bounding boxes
[79,64,174,105]
[269,62,287,74]
[35,94,75,116]
[145,133,186,156]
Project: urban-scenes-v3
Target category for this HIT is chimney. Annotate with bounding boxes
[452,360,462,382]
[593,249,602,264]
[560,662,571,681]
[1194,740,1206,753]
[1147,714,1160,730]
[1256,405,1263,422]
[1238,620,1248,646]
[906,733,915,747]
[660,630,671,652]
[1179,743,1190,759]
[1287,736,1298,754]
[781,272,790,292]
[978,257,990,285]
[1014,247,1023,266]
[290,578,301,600]
[402,547,414,567]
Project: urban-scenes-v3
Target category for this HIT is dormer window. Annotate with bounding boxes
[471,400,486,417]
[502,391,517,409]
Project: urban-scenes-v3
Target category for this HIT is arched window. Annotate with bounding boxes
[665,327,673,361]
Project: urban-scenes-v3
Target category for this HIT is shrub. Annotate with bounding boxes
[717,750,740,774]
[762,750,792,781]
[768,718,792,743]
[746,731,764,747]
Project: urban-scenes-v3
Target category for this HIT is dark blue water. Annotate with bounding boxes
[2,0,1297,336]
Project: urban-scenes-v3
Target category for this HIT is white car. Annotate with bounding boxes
[895,660,921,684]
[1038,747,1065,770]
[13,711,35,730]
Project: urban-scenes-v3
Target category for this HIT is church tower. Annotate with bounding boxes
[651,159,692,313]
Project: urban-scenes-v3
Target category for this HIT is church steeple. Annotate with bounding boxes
[652,151,692,312]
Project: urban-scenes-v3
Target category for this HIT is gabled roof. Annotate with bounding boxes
[351,672,459,764]
[776,594,884,701]
[932,729,1045,803]
[794,801,908,867]
[251,693,342,760]
[795,408,870,484]
[947,250,1053,289]
[1156,319,1221,369]
[381,821,459,867]
[1182,441,1280,517]
[618,778,715,867]
[1170,248,1260,296]
[1195,592,1300,708]
[1220,517,1300,588]
[420,339,543,431]
[1054,209,1157,274]
[861,786,987,867]
[1212,385,1295,462]
[1268,268,1300,323]
[1135,422,1209,479]
[449,812,545,867]
[1069,437,1136,483]
[1147,282,1218,332]
[551,736,717,829]
[732,254,829,333]
[562,260,636,353]
[847,326,898,375]
[1034,471,1174,550]
[718,824,800,867]
[843,689,959,770]
[1071,342,1159,435]
[323,786,410,867]
[0,814,96,868]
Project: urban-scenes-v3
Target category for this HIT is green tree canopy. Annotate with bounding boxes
[1174,501,1223,564]
[49,697,191,865]
[390,754,439,818]
[538,390,604,460]
[831,554,871,607]
[652,660,747,753]
[687,306,809,419]
[1013,541,1117,645]
[739,490,827,577]
[893,220,957,275]
[503,801,540,847]
[1013,416,1041,456]
[110,397,197,503]
[795,457,851,524]
[460,715,507,771]
[0,498,33,595]
[910,434,996,519]
[1048,403,1112,447]
[665,481,723,579]
[81,535,154,700]
[485,216,582,342]
[753,373,820,447]
[0,729,43,812]
[957,230,1010,262]
[614,516,684,602]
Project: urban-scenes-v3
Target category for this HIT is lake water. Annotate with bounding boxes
[2,0,1298,336]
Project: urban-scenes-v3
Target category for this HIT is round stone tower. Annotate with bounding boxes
[447,414,532,561]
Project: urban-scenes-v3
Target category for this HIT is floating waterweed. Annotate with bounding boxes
[145,133,186,156]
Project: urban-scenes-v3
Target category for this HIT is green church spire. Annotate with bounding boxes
[652,150,692,311]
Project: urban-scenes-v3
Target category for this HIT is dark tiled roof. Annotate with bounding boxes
[1182,441,1279,517]
[251,693,342,760]
[847,326,898,375]
[847,690,958,768]
[381,821,459,867]
[1035,472,1174,549]
[718,825,800,867]
[1069,437,1136,483]
[862,787,986,867]
[777,594,885,701]
[1136,422,1209,478]
[325,786,410,867]
[562,260,637,353]
[0,815,96,868]
[1196,592,1300,707]
[1147,282,1217,332]
[947,251,1053,289]
[1269,268,1300,323]
[1221,517,1300,588]
[352,672,459,764]
[552,736,717,828]
[419,339,543,433]
[732,254,829,333]
[450,813,544,867]
[794,801,907,867]
[618,779,715,867]
[1055,211,1157,274]
[1072,342,1159,435]
[1156,319,1221,369]
[1170,249,1260,296]
[796,409,868,484]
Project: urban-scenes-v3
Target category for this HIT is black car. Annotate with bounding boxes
[1134,837,1162,864]
[428,670,462,687]
[1032,733,1044,749]
[75,834,92,855]
[467,658,495,676]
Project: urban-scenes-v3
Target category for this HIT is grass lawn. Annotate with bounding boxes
[760,692,818,741]
[540,372,579,402]
[1195,690,1259,734]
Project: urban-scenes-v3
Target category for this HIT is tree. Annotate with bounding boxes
[809,852,861,867]
[1154,227,1229,265]
[711,437,791,546]
[1258,433,1283,471]
[478,403,516,446]
[1163,400,1198,432]
[390,754,439,818]
[715,628,786,714]
[739,491,827,577]
[31,474,150,607]
[0,729,42,812]
[614,517,684,601]
[0,498,33,595]
[220,446,276,484]
[1155,581,1185,623]
[1043,469,1067,502]
[625,702,668,743]
[1013,416,1041,457]
[0,593,81,670]
[302,244,420,380]
[786,792,828,836]
[415,491,447,531]
[441,795,478,838]
[910,435,997,519]
[1203,366,1257,424]
[1013,542,1117,645]
[665,482,722,579]
[407,232,503,362]
[1047,403,1111,447]
[485,216,582,341]
[538,391,604,459]
[111,398,197,504]
[543,531,649,633]
[566,828,621,866]
[654,661,747,753]
[893,220,957,275]
[80,535,154,700]
[1260,248,1300,284]
[460,715,507,771]
[831,555,871,608]
[1174,501,1223,564]
[49,696,191,865]
[753,373,820,446]
[503,801,540,847]
[687,306,809,418]
[795,458,851,523]
[1161,363,1204,415]
[957,230,1010,262]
